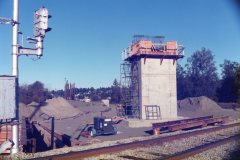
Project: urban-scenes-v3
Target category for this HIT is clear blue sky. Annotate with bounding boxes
[0,0,240,90]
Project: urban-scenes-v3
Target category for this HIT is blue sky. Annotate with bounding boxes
[0,0,240,90]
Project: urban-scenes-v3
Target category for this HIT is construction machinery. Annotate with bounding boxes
[88,117,117,137]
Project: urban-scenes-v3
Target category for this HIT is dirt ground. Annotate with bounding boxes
[19,96,240,146]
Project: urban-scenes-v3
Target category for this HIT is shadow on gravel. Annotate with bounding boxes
[144,129,153,135]
[225,144,240,160]
[147,152,168,157]
[62,134,72,146]
[29,102,48,121]
[119,155,148,160]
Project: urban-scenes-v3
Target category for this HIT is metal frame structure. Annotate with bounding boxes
[120,59,140,118]
[119,62,131,117]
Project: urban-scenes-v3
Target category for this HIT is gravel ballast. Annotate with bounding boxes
[7,122,240,160]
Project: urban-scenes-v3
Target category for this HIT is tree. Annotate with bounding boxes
[177,63,187,99]
[217,60,240,102]
[19,81,52,105]
[51,89,64,97]
[185,47,219,99]
[111,78,121,103]
[235,66,240,104]
[90,94,101,101]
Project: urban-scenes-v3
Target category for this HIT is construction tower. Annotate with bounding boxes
[120,35,184,119]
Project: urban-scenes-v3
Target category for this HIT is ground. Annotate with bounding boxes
[19,96,240,147]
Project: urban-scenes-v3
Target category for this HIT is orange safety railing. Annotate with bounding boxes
[130,40,179,56]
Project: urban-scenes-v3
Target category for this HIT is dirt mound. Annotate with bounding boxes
[20,98,83,121]
[178,96,239,119]
[178,96,222,111]
[218,103,240,110]
[40,97,82,119]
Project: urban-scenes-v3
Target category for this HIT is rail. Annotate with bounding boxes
[33,122,240,160]
[152,116,229,135]
[163,134,240,160]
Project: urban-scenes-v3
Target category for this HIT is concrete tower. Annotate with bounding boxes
[120,35,184,120]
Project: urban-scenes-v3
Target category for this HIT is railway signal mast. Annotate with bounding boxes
[0,0,51,154]
[19,7,51,57]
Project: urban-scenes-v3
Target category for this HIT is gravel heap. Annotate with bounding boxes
[178,96,239,119]
[40,97,82,119]
[19,98,83,121]
[218,103,240,110]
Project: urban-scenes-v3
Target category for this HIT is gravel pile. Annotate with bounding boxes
[178,96,239,119]
[40,97,82,119]
[19,103,40,121]
[37,101,121,140]
[19,98,83,121]
[218,103,240,110]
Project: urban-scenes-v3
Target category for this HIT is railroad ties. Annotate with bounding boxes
[152,116,230,135]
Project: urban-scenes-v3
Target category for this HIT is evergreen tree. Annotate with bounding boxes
[111,78,121,103]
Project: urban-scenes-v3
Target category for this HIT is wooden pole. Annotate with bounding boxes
[51,117,54,149]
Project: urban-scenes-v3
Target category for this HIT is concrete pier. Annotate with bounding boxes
[139,59,177,119]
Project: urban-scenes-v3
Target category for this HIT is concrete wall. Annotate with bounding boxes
[139,58,177,119]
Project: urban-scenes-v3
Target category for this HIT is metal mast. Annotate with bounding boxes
[0,0,51,154]
[11,0,19,154]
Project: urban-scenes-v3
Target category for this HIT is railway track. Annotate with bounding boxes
[162,134,240,160]
[32,122,240,160]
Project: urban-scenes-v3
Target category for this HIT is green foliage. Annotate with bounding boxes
[236,66,240,104]
[51,90,64,97]
[90,94,101,101]
[177,48,240,103]
[177,48,219,99]
[177,63,188,100]
[67,87,112,101]
[55,78,121,103]
[217,60,239,102]
[19,81,52,105]
[111,78,121,103]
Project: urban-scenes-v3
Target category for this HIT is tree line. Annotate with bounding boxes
[177,47,240,103]
[19,47,240,105]
[19,79,121,104]
[51,79,121,103]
